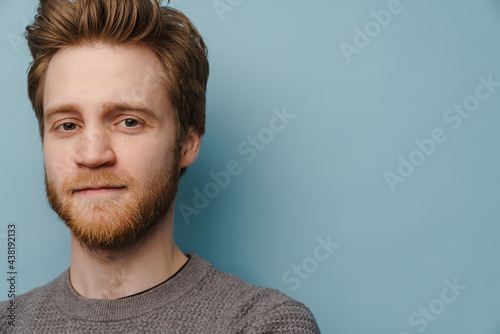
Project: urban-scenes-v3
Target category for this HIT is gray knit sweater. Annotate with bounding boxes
[0,254,320,333]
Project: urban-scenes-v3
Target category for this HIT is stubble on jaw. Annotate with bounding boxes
[44,149,180,253]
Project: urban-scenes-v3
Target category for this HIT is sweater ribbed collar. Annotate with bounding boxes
[53,253,211,321]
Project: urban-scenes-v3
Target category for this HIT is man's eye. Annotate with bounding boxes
[57,123,78,131]
[119,119,140,127]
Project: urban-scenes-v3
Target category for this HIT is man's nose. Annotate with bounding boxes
[74,126,116,168]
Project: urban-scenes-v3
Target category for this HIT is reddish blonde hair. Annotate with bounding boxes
[26,0,209,153]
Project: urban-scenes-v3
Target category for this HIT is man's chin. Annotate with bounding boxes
[69,193,127,211]
[63,207,133,249]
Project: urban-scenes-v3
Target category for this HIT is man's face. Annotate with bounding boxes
[43,43,180,251]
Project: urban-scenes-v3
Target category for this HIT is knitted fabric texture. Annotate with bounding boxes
[0,253,320,333]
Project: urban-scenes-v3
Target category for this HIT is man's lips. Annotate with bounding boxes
[73,186,126,194]
[75,186,126,191]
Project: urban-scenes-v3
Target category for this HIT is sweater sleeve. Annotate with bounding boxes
[247,300,321,334]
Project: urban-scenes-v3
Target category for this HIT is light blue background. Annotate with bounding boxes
[1,0,500,333]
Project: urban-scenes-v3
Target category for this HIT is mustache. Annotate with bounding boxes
[60,170,136,193]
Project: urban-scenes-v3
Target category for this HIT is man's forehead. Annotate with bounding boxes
[43,43,168,117]
[44,43,166,90]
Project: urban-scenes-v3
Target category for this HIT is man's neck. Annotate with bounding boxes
[68,217,188,300]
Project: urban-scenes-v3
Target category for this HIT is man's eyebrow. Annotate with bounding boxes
[44,103,158,121]
[103,102,158,119]
[44,104,80,121]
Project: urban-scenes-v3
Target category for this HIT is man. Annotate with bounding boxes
[0,0,320,333]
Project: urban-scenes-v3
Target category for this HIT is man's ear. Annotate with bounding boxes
[179,126,202,169]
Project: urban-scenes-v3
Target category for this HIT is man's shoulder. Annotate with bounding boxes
[201,260,297,305]
[0,274,59,306]
[0,270,66,329]
[190,255,320,332]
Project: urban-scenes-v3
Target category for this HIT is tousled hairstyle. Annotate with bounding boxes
[26,0,209,175]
